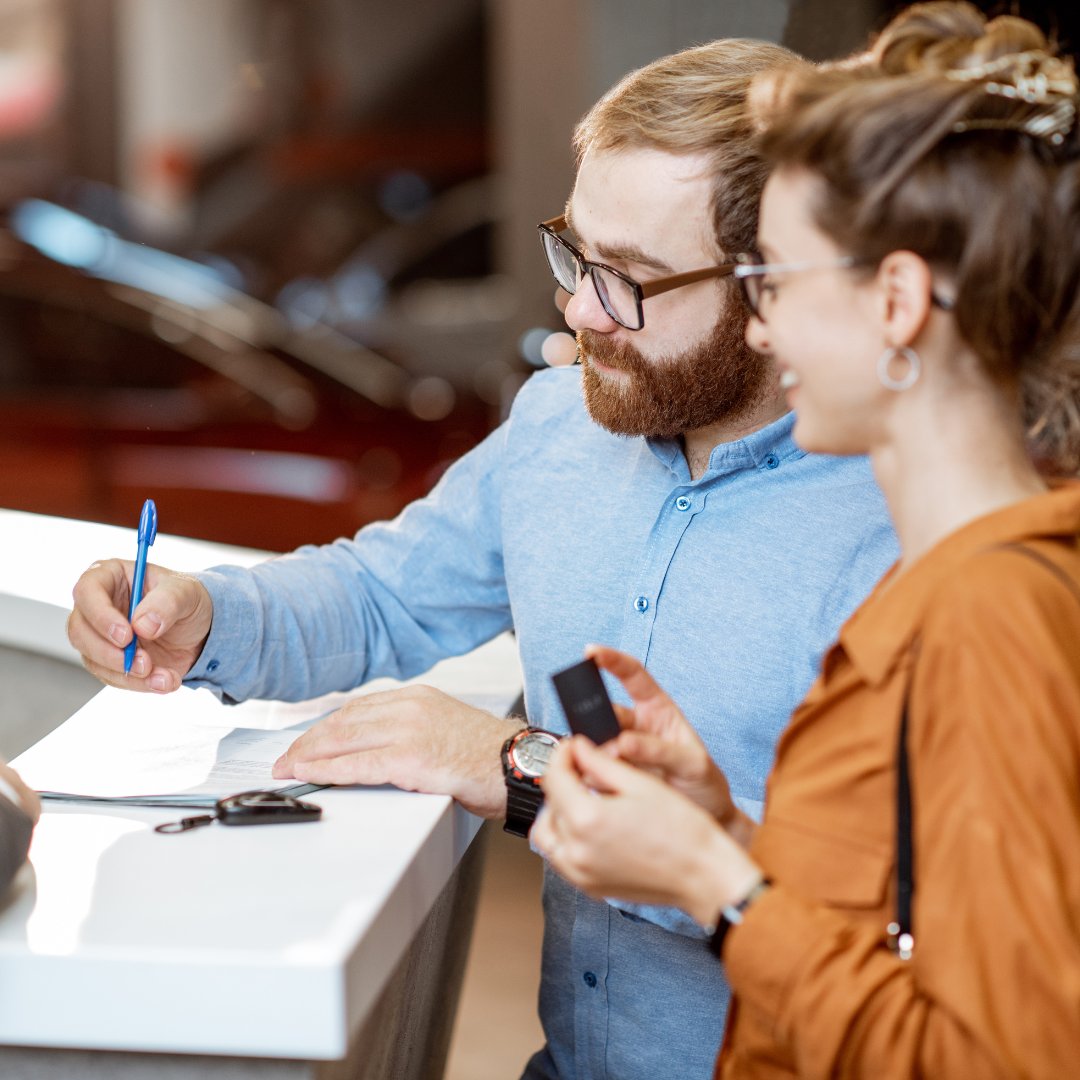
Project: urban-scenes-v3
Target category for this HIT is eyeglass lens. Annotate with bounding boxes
[540,231,642,329]
[541,231,579,294]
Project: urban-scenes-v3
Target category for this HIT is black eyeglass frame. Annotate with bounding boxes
[538,215,736,331]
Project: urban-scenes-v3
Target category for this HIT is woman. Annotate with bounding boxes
[533,3,1080,1076]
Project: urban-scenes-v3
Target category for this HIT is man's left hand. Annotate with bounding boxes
[271,686,519,818]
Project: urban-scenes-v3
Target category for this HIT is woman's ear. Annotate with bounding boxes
[876,250,935,348]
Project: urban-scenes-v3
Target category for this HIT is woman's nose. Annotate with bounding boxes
[745,312,770,355]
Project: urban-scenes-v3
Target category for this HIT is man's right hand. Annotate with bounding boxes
[68,560,214,693]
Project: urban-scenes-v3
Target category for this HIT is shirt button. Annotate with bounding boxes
[634,596,649,613]
[206,660,220,673]
[763,454,780,470]
[675,496,692,511]
[583,971,598,988]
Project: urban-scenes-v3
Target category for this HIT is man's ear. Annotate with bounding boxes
[876,250,935,348]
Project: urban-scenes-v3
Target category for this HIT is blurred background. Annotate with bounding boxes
[0,3,1076,1077]
[0,0,1074,550]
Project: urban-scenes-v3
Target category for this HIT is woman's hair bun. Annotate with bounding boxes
[871,1,991,76]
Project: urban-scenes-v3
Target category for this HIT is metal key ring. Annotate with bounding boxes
[154,815,215,835]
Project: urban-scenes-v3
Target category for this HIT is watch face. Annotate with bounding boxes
[512,732,558,778]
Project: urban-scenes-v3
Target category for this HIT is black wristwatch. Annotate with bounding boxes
[501,727,561,838]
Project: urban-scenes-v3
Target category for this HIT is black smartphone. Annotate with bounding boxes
[551,657,622,744]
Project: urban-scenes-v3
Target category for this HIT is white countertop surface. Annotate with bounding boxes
[0,509,522,1058]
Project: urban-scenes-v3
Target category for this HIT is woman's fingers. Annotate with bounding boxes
[614,730,701,777]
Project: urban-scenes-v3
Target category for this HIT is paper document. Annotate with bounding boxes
[12,677,521,809]
[12,688,328,807]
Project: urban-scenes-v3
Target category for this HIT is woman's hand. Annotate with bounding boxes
[534,737,763,927]
[588,645,740,829]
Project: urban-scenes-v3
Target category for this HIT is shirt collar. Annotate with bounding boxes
[646,410,804,480]
[839,483,1080,687]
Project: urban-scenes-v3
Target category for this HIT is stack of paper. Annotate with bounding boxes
[13,679,520,809]
[12,686,333,807]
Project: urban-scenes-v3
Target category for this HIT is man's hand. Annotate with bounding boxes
[272,686,520,819]
[68,559,214,693]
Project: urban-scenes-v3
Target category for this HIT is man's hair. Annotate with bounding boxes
[572,39,806,259]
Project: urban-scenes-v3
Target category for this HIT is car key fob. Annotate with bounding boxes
[551,657,622,744]
[215,790,323,825]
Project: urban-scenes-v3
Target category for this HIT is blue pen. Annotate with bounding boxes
[124,499,158,675]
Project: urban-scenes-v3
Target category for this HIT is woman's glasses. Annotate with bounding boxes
[732,252,860,320]
[733,251,956,321]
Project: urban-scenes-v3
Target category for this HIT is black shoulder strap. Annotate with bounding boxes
[890,696,915,959]
[996,541,1080,607]
[890,540,1080,960]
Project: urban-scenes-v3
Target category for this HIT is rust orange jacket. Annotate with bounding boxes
[717,485,1080,1079]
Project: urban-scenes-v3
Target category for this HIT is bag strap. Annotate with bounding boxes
[887,696,915,959]
[997,541,1080,606]
[888,540,1080,961]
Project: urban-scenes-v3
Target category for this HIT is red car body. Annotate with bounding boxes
[0,225,490,551]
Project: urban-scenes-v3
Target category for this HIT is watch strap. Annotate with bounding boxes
[504,780,544,838]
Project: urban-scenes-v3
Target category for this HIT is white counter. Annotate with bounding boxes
[0,510,523,1076]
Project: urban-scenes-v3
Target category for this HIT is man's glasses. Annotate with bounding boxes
[538,215,735,331]
[733,251,957,321]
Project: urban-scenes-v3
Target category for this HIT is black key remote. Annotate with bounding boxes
[551,658,621,744]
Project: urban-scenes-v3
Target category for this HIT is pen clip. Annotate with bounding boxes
[138,499,158,547]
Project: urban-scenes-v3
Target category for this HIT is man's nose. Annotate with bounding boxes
[563,276,620,334]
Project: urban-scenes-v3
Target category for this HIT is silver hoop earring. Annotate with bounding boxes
[877,346,921,392]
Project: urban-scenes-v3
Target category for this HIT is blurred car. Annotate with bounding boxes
[0,200,491,551]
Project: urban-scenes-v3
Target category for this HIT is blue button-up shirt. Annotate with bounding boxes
[187,367,897,1079]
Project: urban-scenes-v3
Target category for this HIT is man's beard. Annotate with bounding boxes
[578,304,774,439]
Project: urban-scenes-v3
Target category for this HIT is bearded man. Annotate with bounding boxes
[67,39,897,1079]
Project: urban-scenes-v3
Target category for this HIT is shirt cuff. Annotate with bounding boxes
[183,566,263,690]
